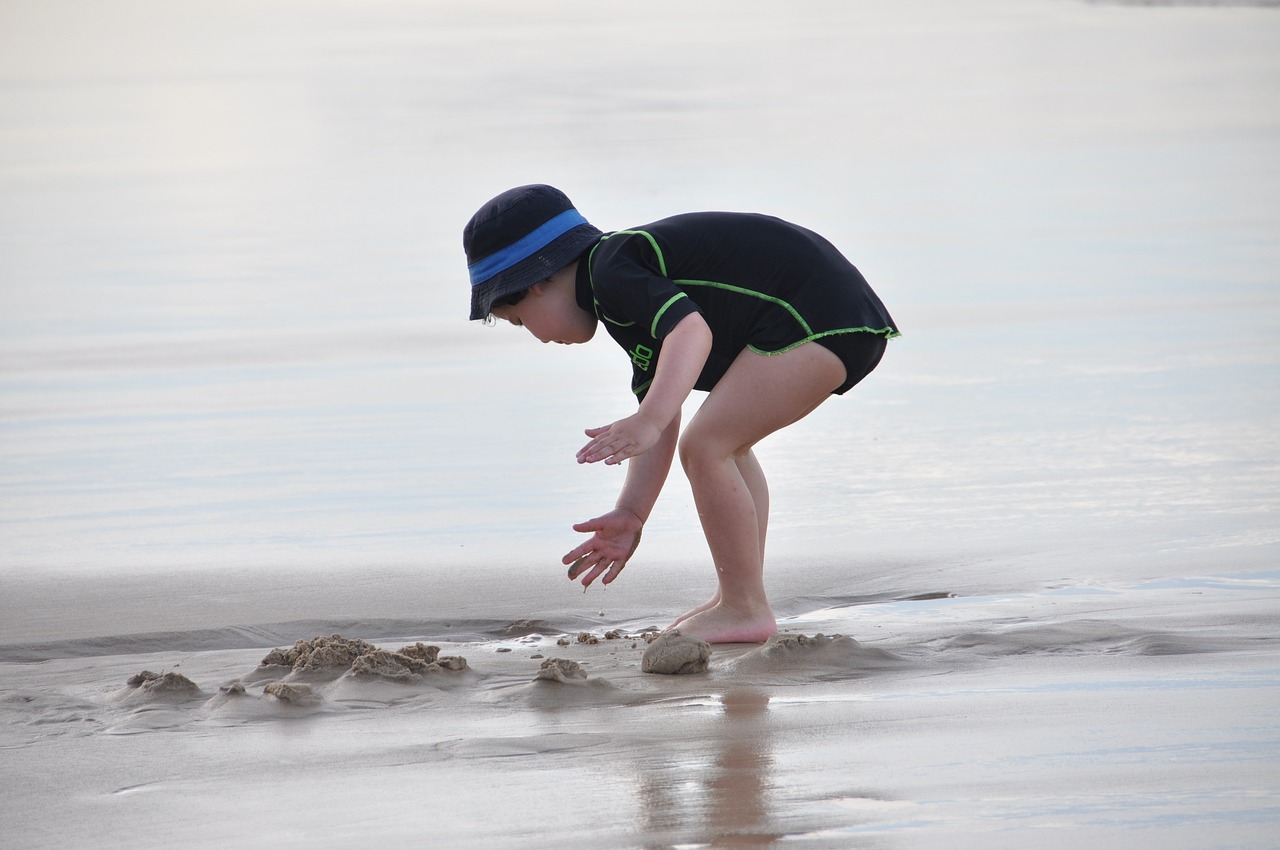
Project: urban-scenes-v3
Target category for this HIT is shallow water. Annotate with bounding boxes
[1,0,1279,846]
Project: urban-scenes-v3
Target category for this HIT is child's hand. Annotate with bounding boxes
[563,508,644,588]
[576,415,662,465]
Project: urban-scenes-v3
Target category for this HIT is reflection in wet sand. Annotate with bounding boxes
[708,689,780,848]
[636,689,783,848]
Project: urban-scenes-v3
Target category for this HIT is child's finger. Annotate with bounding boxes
[577,437,615,463]
[578,562,610,587]
[570,516,606,535]
[566,554,591,580]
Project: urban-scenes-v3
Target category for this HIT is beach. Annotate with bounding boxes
[2,0,1278,847]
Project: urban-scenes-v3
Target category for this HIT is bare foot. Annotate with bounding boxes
[668,591,722,630]
[673,602,777,644]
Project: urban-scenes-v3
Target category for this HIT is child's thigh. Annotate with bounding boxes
[682,342,845,456]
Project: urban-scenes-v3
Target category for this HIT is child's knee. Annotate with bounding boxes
[677,428,709,474]
[678,426,735,474]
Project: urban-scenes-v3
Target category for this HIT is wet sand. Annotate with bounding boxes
[2,570,1276,849]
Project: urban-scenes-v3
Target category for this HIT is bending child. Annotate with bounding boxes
[463,185,898,644]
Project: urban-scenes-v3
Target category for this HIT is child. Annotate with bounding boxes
[464,184,898,643]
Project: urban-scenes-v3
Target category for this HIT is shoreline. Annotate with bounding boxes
[2,570,1276,848]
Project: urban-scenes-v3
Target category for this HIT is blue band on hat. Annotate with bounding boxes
[468,209,589,286]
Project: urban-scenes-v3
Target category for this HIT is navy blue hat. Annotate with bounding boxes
[464,184,603,321]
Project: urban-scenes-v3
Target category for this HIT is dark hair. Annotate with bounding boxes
[482,286,530,325]
[494,288,530,308]
[484,248,587,321]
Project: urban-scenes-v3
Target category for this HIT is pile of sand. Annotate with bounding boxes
[534,658,588,683]
[257,635,468,681]
[263,681,322,706]
[124,670,200,696]
[112,669,202,707]
[641,631,712,675]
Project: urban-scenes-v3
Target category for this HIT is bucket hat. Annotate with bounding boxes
[464,184,603,320]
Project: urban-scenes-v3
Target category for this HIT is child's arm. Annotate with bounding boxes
[563,312,712,587]
[562,413,679,587]
[576,312,712,466]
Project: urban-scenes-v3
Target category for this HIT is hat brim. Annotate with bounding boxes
[469,224,602,320]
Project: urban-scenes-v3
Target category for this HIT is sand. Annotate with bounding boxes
[2,577,1277,848]
[641,630,713,674]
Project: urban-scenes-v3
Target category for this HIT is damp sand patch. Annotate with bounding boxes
[472,655,636,709]
[934,621,1253,658]
[103,670,206,733]
[527,657,624,699]
[725,633,909,681]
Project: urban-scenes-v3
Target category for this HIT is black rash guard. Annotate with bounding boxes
[573,212,899,401]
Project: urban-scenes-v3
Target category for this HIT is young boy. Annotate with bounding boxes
[464,184,897,643]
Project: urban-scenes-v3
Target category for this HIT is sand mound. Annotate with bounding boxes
[111,669,202,707]
[516,659,632,708]
[534,658,588,684]
[263,682,322,706]
[126,670,200,694]
[350,649,433,679]
[256,636,468,682]
[397,642,440,663]
[728,633,903,677]
[641,631,711,675]
[348,646,469,680]
[259,634,380,673]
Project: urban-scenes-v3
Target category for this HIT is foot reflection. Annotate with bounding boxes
[637,688,781,848]
[708,689,778,847]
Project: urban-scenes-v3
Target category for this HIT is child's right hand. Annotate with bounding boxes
[576,416,662,466]
[562,508,644,588]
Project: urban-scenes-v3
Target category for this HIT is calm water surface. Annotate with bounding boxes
[1,0,1277,596]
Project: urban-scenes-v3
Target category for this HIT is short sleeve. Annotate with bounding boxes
[589,232,702,340]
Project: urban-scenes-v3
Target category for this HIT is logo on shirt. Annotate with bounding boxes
[630,344,654,372]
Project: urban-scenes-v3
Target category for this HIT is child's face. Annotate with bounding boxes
[491,265,596,345]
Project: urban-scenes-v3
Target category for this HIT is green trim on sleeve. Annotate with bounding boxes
[650,292,690,338]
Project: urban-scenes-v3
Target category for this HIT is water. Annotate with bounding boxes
[2,0,1278,602]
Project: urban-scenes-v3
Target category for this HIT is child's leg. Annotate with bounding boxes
[670,448,768,628]
[672,342,845,643]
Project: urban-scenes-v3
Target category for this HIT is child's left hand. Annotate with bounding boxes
[576,415,661,465]
[563,508,644,587]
